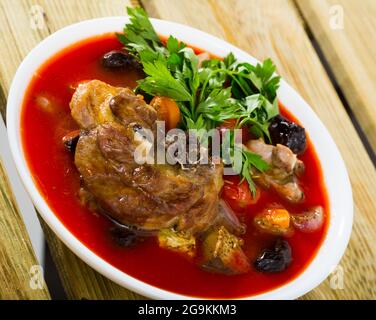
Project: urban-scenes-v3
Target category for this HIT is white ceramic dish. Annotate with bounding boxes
[7,16,353,300]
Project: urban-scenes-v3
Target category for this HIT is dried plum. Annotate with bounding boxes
[254,239,292,272]
[62,130,80,153]
[102,50,141,70]
[110,227,138,247]
[269,115,306,154]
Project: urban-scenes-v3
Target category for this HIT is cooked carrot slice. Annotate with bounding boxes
[150,96,181,130]
[254,208,291,235]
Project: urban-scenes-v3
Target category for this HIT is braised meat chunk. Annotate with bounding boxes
[70,80,223,234]
[245,139,304,203]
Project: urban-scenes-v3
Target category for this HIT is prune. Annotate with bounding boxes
[110,227,138,247]
[254,239,292,272]
[102,50,140,70]
[269,115,306,154]
[62,130,80,153]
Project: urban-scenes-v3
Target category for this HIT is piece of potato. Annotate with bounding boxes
[201,226,250,275]
[158,229,196,258]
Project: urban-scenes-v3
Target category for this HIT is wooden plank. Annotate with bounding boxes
[296,0,376,152]
[0,0,144,299]
[141,0,376,299]
[39,223,144,300]
[2,0,376,300]
[0,158,50,299]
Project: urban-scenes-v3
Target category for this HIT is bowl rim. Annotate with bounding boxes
[7,16,353,300]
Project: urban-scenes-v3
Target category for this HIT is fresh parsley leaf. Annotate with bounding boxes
[230,58,281,104]
[166,36,180,54]
[125,7,161,43]
[252,58,281,102]
[197,88,242,124]
[117,7,277,196]
[243,149,269,172]
[138,59,192,101]
[239,149,269,195]
[224,52,236,68]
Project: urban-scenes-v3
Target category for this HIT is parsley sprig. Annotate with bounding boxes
[117,7,281,195]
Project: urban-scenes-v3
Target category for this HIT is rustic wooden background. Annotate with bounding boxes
[0,0,375,299]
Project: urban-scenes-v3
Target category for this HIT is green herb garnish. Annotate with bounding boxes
[117,7,281,195]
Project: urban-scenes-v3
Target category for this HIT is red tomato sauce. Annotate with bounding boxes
[21,33,329,298]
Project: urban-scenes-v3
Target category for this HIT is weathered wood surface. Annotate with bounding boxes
[0,0,143,300]
[142,0,376,300]
[0,0,375,299]
[296,0,376,153]
[0,158,50,299]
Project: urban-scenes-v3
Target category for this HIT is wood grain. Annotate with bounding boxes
[0,159,50,299]
[1,0,375,300]
[142,0,376,299]
[40,223,145,300]
[296,0,376,152]
[0,0,143,299]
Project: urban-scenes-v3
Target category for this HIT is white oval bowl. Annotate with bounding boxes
[7,16,353,300]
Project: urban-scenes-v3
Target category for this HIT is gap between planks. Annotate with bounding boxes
[0,0,375,300]
[293,0,376,166]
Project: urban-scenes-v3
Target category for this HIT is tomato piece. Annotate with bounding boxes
[218,118,251,144]
[220,118,238,129]
[222,179,260,212]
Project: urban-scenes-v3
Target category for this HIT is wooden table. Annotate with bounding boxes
[0,0,375,299]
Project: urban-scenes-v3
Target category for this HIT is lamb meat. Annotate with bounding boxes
[70,80,223,234]
[246,139,304,203]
